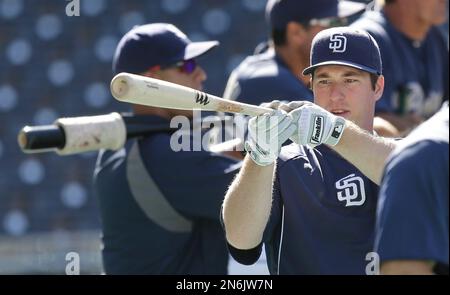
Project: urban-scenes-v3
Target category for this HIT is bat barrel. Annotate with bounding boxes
[111,73,273,116]
[110,73,130,101]
[18,125,66,152]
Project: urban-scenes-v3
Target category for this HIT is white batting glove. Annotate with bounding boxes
[288,102,346,147]
[245,110,296,166]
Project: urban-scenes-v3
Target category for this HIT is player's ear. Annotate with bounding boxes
[374,75,385,102]
[285,21,307,46]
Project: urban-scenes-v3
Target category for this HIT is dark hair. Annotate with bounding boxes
[271,28,287,46]
[384,0,395,4]
[311,72,381,90]
[271,21,312,47]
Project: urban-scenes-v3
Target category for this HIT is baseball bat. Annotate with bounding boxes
[18,113,232,155]
[110,73,273,116]
[18,112,126,155]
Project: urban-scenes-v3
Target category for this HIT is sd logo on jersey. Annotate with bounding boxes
[335,173,366,207]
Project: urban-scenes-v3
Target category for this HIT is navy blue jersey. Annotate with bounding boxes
[352,11,449,117]
[375,103,449,272]
[94,115,241,274]
[223,49,313,104]
[228,144,379,274]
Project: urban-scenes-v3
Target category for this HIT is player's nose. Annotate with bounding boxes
[329,84,345,101]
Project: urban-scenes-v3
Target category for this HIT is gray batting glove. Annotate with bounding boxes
[288,102,346,147]
[245,109,296,166]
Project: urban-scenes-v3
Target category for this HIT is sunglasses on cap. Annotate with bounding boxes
[148,59,198,74]
[174,59,198,74]
[156,59,197,74]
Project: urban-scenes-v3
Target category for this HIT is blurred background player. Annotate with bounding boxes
[93,23,243,274]
[223,0,367,104]
[352,0,449,137]
[375,102,449,275]
[222,27,397,274]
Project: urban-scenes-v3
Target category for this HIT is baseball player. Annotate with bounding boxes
[375,102,449,275]
[352,0,449,137]
[222,27,397,274]
[93,23,242,274]
[223,0,366,104]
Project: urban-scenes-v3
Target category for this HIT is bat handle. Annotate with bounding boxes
[17,114,175,154]
[18,125,66,153]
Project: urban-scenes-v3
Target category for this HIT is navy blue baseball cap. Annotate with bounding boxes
[266,0,366,30]
[303,27,382,76]
[113,23,219,75]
